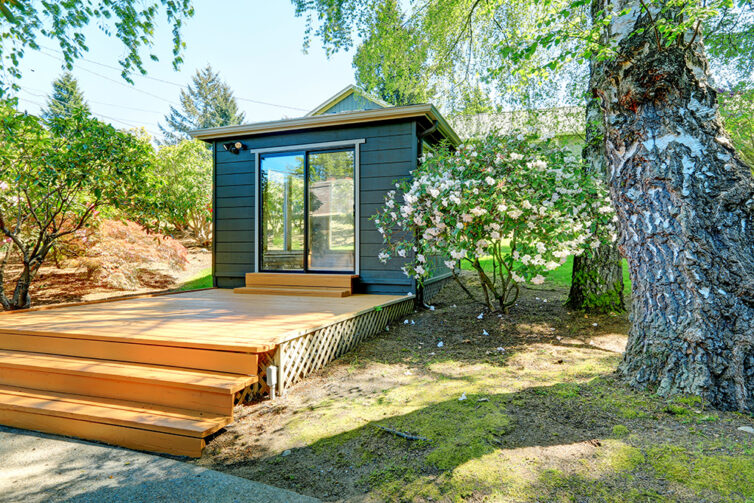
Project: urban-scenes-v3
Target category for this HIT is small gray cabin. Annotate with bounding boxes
[190,85,460,297]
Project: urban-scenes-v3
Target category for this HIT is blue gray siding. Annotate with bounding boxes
[212,120,418,295]
[319,93,385,115]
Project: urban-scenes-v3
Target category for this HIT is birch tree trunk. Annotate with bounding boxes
[595,1,754,410]
[568,71,626,313]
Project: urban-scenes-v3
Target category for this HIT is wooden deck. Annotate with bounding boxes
[0,289,413,457]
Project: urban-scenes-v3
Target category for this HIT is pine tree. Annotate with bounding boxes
[42,72,90,121]
[160,65,246,144]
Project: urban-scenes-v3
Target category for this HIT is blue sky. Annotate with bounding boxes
[13,0,356,140]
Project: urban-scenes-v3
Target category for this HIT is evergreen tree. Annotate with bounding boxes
[160,65,245,144]
[42,72,90,121]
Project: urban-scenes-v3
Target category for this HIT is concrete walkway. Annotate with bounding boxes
[0,426,319,503]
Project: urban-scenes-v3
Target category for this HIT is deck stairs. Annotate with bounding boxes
[234,273,358,297]
[0,331,259,457]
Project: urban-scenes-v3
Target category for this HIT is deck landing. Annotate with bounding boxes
[0,289,413,456]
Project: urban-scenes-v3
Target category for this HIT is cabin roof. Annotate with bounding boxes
[189,103,461,146]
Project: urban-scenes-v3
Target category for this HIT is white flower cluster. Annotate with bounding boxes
[371,133,616,304]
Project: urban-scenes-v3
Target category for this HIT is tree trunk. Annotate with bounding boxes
[568,246,625,313]
[8,262,34,310]
[568,68,626,313]
[594,1,754,410]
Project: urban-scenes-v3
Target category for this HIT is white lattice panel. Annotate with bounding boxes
[267,298,414,395]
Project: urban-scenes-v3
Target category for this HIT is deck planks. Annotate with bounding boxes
[0,289,411,456]
[0,289,408,352]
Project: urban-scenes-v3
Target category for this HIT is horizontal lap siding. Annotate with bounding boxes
[212,120,418,294]
[214,149,255,285]
[358,122,417,295]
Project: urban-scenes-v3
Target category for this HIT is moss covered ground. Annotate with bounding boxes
[192,274,754,502]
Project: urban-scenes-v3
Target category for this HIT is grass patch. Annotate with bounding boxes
[461,247,632,295]
[612,424,630,438]
[647,445,754,498]
[177,267,212,291]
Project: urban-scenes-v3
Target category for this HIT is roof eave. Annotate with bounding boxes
[189,104,461,146]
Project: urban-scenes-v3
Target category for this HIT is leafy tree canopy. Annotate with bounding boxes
[42,72,90,122]
[159,64,245,144]
[292,0,754,110]
[130,138,213,246]
[352,0,432,106]
[0,103,154,309]
[0,0,194,92]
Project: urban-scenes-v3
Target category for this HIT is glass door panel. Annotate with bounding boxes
[260,153,305,271]
[307,150,355,271]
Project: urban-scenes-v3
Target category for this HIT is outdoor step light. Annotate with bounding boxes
[266,365,278,399]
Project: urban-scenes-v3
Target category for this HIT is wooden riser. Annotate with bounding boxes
[0,365,246,416]
[0,385,229,457]
[0,332,258,375]
[0,408,205,457]
[234,286,351,297]
[245,273,357,289]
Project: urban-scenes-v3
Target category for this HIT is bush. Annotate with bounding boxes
[65,219,188,290]
[131,139,213,246]
[373,133,617,311]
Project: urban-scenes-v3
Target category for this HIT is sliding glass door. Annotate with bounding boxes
[260,148,355,273]
[260,153,306,270]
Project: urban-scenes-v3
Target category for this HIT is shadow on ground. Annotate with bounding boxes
[194,278,754,503]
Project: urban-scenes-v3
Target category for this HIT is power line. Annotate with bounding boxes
[19,89,159,127]
[38,45,311,112]
[21,85,164,115]
[15,96,162,137]
[36,49,180,106]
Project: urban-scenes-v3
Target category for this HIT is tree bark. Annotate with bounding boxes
[568,67,626,313]
[594,1,754,410]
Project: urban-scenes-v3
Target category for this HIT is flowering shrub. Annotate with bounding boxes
[373,133,617,312]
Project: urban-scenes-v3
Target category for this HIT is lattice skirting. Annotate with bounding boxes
[422,274,452,304]
[258,297,414,397]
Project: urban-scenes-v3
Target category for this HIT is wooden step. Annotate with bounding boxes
[234,285,352,297]
[0,332,259,375]
[0,385,230,457]
[245,272,357,289]
[0,350,255,415]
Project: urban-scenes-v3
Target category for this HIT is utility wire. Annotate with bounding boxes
[36,49,180,106]
[22,85,164,115]
[15,96,162,137]
[19,89,159,127]
[38,45,310,112]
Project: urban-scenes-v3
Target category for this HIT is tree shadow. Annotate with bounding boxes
[217,377,659,502]
[341,276,630,376]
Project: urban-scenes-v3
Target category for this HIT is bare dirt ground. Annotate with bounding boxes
[192,275,754,503]
[1,242,210,306]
